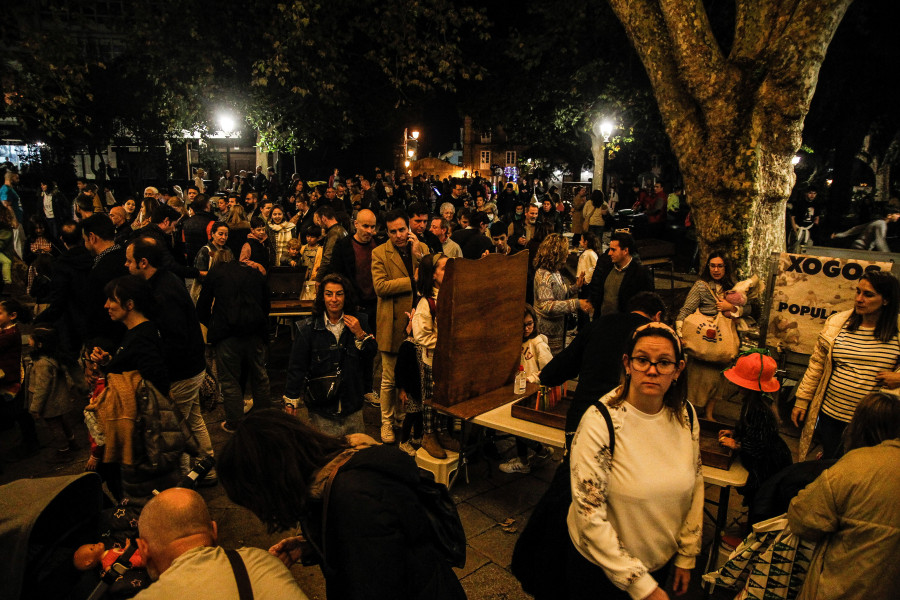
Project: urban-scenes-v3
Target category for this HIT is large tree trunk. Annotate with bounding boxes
[607,0,853,277]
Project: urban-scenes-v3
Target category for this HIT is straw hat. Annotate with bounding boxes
[724,352,780,393]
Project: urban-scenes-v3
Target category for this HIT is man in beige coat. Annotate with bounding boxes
[371,209,427,443]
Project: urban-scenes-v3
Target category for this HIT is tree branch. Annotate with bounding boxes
[607,0,706,156]
[657,0,725,105]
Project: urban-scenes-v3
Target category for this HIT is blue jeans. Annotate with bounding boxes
[215,335,272,427]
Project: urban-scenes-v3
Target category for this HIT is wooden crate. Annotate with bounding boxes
[510,396,570,430]
[698,418,734,470]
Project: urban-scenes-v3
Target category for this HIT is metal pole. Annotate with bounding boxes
[403,127,408,173]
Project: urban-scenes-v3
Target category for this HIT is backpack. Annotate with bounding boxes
[128,378,199,479]
[511,399,695,598]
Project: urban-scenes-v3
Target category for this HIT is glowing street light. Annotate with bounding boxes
[592,117,615,192]
[403,128,421,171]
[791,155,802,166]
[218,112,237,135]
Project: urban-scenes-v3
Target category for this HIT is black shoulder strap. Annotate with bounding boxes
[590,399,615,458]
[224,549,254,600]
[686,401,695,433]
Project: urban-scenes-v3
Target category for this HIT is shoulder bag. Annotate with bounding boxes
[682,281,740,364]
[702,513,817,600]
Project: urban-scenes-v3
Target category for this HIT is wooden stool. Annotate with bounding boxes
[415,448,460,487]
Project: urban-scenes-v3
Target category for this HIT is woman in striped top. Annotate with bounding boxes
[792,270,900,459]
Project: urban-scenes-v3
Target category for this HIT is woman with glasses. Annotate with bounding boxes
[566,323,701,600]
[676,251,741,419]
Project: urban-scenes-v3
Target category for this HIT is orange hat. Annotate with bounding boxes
[724,353,780,393]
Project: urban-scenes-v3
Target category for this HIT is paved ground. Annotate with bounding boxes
[0,271,799,599]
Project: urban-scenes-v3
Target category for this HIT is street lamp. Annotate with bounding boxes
[791,155,802,166]
[403,128,421,172]
[592,118,615,193]
[218,113,236,135]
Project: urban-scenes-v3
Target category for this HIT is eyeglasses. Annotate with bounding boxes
[629,356,677,374]
[524,320,535,327]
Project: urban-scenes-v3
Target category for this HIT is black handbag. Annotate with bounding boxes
[304,366,343,409]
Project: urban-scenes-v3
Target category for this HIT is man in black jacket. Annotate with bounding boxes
[33,221,92,358]
[408,202,443,254]
[587,231,654,317]
[196,252,272,433]
[182,195,217,267]
[127,237,216,484]
[81,214,128,348]
[142,205,199,280]
[451,210,493,259]
[540,291,666,447]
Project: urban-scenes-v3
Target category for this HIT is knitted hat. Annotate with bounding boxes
[724,352,780,393]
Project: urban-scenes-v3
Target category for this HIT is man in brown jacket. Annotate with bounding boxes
[371,209,427,443]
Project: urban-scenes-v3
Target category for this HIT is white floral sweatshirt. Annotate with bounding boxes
[567,388,703,600]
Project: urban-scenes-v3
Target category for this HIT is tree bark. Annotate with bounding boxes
[590,130,605,193]
[607,0,853,277]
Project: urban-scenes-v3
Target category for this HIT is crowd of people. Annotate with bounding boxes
[0,162,898,600]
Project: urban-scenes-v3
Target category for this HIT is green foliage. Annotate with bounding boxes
[462,0,670,175]
[247,0,488,152]
[4,0,488,157]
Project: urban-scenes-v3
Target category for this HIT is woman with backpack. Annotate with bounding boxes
[218,409,467,600]
[566,323,702,600]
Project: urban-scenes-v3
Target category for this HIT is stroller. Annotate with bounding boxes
[0,456,214,600]
[0,473,107,600]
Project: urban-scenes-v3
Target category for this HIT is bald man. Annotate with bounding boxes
[320,208,382,400]
[134,489,308,600]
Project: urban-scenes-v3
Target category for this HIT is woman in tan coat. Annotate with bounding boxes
[788,392,900,600]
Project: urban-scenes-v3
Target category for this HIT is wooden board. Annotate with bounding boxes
[698,418,734,470]
[427,382,540,421]
[510,396,570,430]
[432,252,529,407]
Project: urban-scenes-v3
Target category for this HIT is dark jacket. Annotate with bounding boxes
[42,188,71,222]
[195,262,270,345]
[451,228,492,260]
[86,245,129,347]
[137,224,200,280]
[302,445,467,600]
[104,320,170,395]
[34,244,93,355]
[322,235,377,305]
[587,254,654,315]
[541,311,649,437]
[0,325,22,388]
[182,210,217,266]
[283,312,376,417]
[293,208,316,239]
[147,270,206,381]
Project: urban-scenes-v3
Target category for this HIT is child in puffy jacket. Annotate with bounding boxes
[26,326,85,463]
